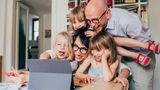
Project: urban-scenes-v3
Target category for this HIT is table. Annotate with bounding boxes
[74,78,123,90]
[1,75,123,90]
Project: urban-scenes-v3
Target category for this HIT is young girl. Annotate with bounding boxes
[69,6,159,66]
[69,6,86,31]
[40,31,77,71]
[69,6,96,37]
[40,31,73,60]
[75,31,120,83]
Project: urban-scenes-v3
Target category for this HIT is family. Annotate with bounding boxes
[6,0,159,90]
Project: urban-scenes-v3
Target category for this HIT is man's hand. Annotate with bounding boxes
[113,76,129,90]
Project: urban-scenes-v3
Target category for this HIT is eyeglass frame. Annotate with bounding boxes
[86,9,107,25]
[73,44,88,54]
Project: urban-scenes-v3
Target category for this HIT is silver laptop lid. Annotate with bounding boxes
[27,59,72,90]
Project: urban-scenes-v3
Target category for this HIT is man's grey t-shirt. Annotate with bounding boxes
[105,8,152,60]
[105,8,151,42]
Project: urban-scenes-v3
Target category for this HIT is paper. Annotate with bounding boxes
[0,83,21,90]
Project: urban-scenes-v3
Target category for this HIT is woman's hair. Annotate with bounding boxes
[69,6,86,30]
[90,31,118,65]
[54,32,74,60]
[72,27,90,49]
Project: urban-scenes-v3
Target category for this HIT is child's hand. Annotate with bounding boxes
[5,67,29,85]
[82,75,95,84]
[10,71,29,85]
[4,67,18,77]
[102,49,111,61]
[85,31,96,37]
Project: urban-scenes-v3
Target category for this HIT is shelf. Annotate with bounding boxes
[66,0,149,28]
[140,2,148,5]
[114,3,138,7]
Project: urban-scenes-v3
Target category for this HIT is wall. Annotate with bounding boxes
[148,0,160,90]
[1,0,16,81]
[0,0,5,55]
[43,14,51,51]
[51,0,68,49]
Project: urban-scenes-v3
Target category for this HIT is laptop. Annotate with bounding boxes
[27,59,72,90]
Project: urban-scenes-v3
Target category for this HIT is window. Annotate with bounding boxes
[32,18,39,40]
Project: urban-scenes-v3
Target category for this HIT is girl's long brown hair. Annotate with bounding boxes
[90,31,118,65]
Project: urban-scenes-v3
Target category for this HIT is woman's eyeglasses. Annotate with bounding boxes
[73,44,88,54]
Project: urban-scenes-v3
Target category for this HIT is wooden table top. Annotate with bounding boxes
[74,77,123,90]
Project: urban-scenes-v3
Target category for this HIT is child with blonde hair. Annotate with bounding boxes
[75,31,120,83]
[69,6,96,37]
[69,6,86,30]
[40,31,77,71]
[40,31,73,60]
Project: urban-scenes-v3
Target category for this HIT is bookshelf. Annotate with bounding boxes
[112,0,149,26]
[67,0,149,30]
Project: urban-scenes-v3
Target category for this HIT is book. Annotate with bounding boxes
[125,0,137,3]
[141,6,148,26]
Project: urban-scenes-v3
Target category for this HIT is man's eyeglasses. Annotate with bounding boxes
[73,44,88,54]
[86,9,107,25]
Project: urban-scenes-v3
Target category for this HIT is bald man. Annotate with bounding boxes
[85,0,156,90]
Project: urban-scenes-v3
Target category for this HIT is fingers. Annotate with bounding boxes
[11,66,15,71]
[87,77,91,84]
[124,84,129,90]
[126,84,129,90]
[104,49,111,56]
[11,66,18,76]
[114,77,125,86]
[113,77,118,83]
[124,85,127,90]
[113,77,129,90]
[83,75,94,84]
[85,31,95,37]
